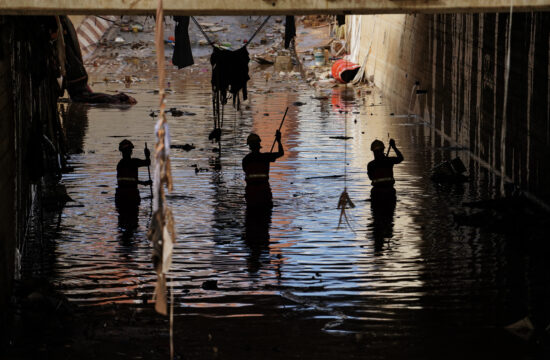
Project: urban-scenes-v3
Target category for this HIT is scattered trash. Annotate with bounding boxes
[131,24,143,32]
[254,56,274,65]
[431,157,468,183]
[274,55,292,71]
[170,144,195,151]
[207,26,227,33]
[293,101,306,106]
[337,188,355,229]
[506,316,535,341]
[114,37,125,43]
[208,128,222,142]
[305,175,344,180]
[314,48,325,66]
[332,59,360,84]
[202,280,218,290]
[329,136,353,140]
[167,108,196,117]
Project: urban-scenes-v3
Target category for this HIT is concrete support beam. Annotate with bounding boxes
[0,0,549,15]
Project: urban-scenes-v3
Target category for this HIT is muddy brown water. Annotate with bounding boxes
[44,61,550,358]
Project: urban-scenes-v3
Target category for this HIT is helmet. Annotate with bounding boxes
[246,133,261,145]
[119,139,134,152]
[370,139,384,151]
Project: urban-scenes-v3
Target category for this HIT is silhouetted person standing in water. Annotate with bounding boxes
[242,131,284,208]
[242,131,283,272]
[367,139,403,252]
[367,139,404,198]
[115,139,152,207]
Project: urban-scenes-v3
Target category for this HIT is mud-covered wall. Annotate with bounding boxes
[0,16,66,335]
[350,12,550,204]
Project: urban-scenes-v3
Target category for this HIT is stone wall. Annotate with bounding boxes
[349,12,550,204]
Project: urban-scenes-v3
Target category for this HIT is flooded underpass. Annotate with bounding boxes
[6,14,550,360]
[30,55,548,359]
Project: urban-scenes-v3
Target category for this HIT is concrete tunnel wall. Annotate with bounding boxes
[0,16,67,334]
[349,12,550,205]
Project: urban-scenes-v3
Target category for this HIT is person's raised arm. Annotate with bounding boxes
[273,130,284,159]
[389,139,404,164]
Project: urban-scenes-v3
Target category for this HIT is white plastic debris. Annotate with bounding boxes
[505,316,535,341]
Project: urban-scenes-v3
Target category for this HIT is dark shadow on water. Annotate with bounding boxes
[63,103,90,154]
[244,204,272,273]
[369,189,397,253]
[115,193,140,247]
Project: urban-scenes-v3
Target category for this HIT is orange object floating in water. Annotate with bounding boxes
[331,59,361,84]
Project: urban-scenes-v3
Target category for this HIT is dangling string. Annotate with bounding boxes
[337,61,355,230]
[190,16,215,46]
[246,16,271,45]
[190,15,271,49]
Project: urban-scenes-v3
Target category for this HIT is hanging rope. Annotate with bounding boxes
[246,16,271,45]
[190,15,271,49]
[148,0,177,322]
[337,59,355,230]
[190,16,215,47]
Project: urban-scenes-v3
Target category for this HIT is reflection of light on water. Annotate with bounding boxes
[52,56,534,341]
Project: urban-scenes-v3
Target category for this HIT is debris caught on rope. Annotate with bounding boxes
[337,59,355,231]
[337,188,355,229]
[147,0,176,318]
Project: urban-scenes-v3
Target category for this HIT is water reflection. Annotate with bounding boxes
[63,102,90,154]
[48,59,550,358]
[369,193,396,253]
[244,206,272,273]
[116,200,140,244]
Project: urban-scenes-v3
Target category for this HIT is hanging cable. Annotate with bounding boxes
[246,16,271,45]
[337,58,355,230]
[190,16,215,47]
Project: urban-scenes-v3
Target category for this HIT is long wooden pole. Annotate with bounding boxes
[145,142,153,197]
[270,107,289,152]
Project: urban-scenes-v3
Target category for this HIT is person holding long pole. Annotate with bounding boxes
[115,139,152,238]
[242,108,288,209]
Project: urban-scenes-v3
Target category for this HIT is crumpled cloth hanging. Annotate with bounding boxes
[210,46,250,109]
[172,16,194,69]
[284,16,296,49]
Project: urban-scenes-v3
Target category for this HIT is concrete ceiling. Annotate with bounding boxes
[0,0,548,15]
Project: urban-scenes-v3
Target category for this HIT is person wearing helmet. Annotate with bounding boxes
[367,138,403,250]
[115,139,152,207]
[367,138,403,196]
[242,130,284,207]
